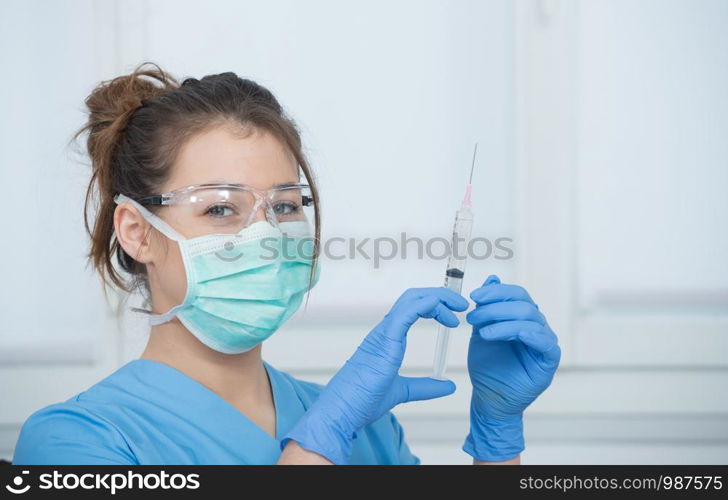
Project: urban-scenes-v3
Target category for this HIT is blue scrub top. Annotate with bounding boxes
[12,359,420,465]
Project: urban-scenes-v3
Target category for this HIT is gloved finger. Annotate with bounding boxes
[421,302,461,328]
[393,287,469,313]
[470,282,535,306]
[483,274,501,286]
[478,320,559,360]
[396,375,456,403]
[466,300,546,327]
[384,295,459,341]
[541,342,562,366]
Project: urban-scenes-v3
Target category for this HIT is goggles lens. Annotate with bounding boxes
[155,185,314,236]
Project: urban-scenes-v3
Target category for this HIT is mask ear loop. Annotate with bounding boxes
[112,193,188,325]
[113,193,185,242]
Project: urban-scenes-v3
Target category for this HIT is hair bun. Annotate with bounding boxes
[79,62,179,169]
[86,62,179,131]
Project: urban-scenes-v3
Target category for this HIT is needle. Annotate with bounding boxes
[469,142,478,184]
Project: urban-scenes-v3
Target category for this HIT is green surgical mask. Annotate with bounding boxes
[114,193,320,354]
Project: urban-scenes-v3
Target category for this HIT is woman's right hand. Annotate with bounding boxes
[280,287,469,464]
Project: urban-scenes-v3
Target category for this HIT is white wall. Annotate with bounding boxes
[1,0,726,464]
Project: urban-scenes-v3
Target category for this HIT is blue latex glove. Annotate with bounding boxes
[281,287,469,464]
[463,275,561,462]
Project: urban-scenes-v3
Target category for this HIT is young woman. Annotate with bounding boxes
[13,63,560,465]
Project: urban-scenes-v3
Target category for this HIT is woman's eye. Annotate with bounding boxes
[205,204,235,218]
[273,201,300,216]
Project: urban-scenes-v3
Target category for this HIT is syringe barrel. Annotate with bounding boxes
[432,207,473,380]
[431,274,463,380]
[445,206,474,280]
[443,272,464,293]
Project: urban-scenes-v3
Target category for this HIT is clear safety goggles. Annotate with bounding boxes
[135,183,315,237]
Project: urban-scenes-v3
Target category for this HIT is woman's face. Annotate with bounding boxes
[116,124,299,314]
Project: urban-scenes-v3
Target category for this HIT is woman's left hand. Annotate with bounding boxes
[462,274,561,462]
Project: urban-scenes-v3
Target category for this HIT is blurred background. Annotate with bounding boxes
[1,0,726,464]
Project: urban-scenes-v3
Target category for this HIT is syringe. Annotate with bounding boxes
[431,143,477,380]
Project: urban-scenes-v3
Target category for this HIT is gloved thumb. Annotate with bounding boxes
[397,375,456,403]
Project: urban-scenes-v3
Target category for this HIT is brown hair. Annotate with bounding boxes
[72,61,320,301]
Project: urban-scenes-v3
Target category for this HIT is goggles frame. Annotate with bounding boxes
[134,182,314,231]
